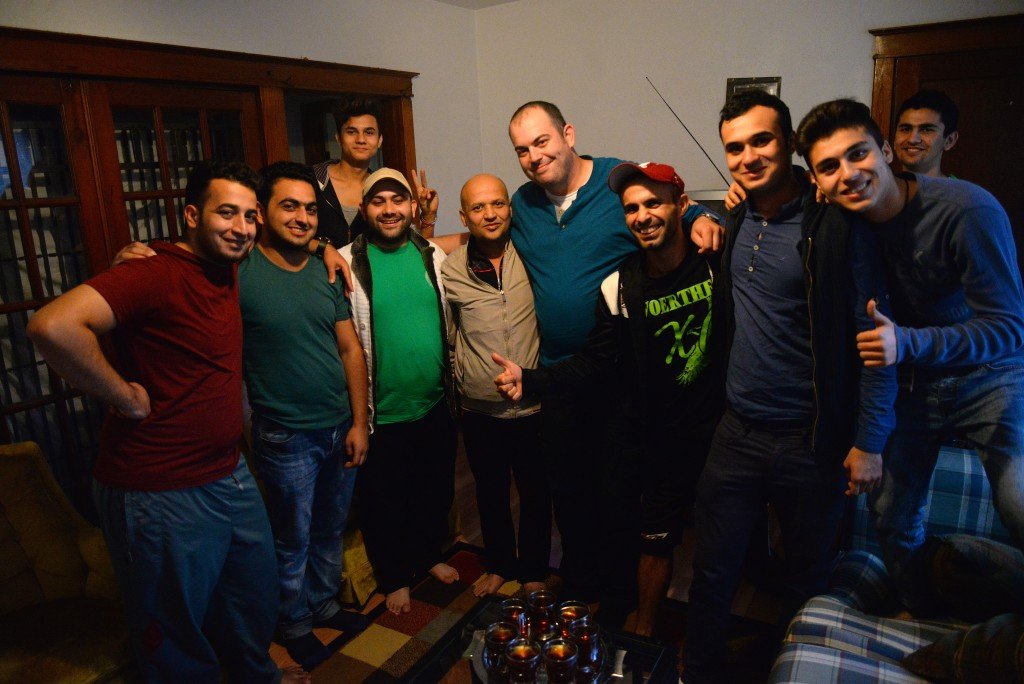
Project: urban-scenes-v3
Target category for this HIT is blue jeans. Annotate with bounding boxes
[93,457,280,683]
[869,362,1024,609]
[251,414,356,639]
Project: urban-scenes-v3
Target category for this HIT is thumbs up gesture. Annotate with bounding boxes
[492,352,524,402]
[856,299,898,367]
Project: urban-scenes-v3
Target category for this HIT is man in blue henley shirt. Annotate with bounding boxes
[683,91,894,683]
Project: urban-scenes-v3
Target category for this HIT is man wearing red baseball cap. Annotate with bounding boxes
[495,161,724,637]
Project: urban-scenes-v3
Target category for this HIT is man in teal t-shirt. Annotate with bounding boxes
[339,168,459,616]
[241,162,370,672]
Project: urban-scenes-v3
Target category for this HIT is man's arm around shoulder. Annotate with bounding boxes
[430,232,469,256]
[27,284,150,418]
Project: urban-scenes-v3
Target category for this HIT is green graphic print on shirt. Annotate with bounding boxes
[644,263,713,389]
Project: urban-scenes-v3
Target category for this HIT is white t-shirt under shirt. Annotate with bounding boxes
[545,189,579,221]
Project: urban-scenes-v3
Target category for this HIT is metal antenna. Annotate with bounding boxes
[645,76,730,188]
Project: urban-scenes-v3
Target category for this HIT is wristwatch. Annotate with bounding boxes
[314,236,330,258]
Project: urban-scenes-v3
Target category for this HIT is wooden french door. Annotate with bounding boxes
[87,81,263,254]
[0,75,108,501]
[871,16,1024,253]
[1,28,419,510]
[0,75,261,508]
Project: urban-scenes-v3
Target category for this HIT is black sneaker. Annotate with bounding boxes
[281,632,332,671]
[314,609,370,633]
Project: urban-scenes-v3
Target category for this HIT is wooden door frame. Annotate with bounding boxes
[870,14,1024,136]
[0,27,420,168]
[87,80,266,251]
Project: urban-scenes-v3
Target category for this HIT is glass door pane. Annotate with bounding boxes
[0,80,104,499]
[110,99,248,243]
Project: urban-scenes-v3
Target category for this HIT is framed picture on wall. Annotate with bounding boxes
[726,76,781,99]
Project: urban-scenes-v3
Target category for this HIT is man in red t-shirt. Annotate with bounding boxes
[28,162,306,683]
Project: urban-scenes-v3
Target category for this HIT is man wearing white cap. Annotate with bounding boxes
[495,161,724,637]
[339,168,459,616]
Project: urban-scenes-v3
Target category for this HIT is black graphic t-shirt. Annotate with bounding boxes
[642,249,721,431]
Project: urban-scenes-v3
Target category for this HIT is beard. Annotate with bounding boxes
[365,216,413,248]
[192,227,253,265]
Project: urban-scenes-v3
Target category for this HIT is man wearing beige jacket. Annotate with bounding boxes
[441,174,551,597]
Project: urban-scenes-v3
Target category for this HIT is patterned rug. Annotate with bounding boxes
[271,543,511,682]
[270,542,778,682]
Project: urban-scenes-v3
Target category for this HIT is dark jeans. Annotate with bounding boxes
[541,390,639,605]
[869,362,1024,609]
[462,410,551,583]
[251,415,356,639]
[93,457,279,683]
[356,400,457,593]
[684,409,846,684]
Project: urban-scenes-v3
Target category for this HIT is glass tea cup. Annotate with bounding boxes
[483,620,519,672]
[504,637,542,682]
[542,637,579,683]
[499,597,529,635]
[571,619,604,668]
[526,590,558,643]
[556,600,590,639]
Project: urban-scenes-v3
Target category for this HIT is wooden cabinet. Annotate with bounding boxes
[0,28,418,509]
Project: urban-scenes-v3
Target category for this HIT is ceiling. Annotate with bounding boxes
[432,0,519,8]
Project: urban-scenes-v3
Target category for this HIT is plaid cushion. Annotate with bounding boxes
[769,446,1011,683]
[769,642,934,683]
[824,551,891,613]
[849,445,1012,555]
[785,595,958,665]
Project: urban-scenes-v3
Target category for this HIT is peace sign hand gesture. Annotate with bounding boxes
[410,168,439,233]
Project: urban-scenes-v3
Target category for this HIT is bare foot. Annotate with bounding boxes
[522,581,546,595]
[474,573,507,597]
[623,611,652,637]
[386,587,411,614]
[281,665,311,683]
[429,562,459,584]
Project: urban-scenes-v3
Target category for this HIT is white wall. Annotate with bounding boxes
[3,0,1021,229]
[475,0,1024,197]
[0,0,483,235]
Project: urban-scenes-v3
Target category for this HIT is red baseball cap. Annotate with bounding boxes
[607,161,686,196]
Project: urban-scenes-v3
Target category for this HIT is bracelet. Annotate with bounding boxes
[314,236,330,258]
[420,220,436,229]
